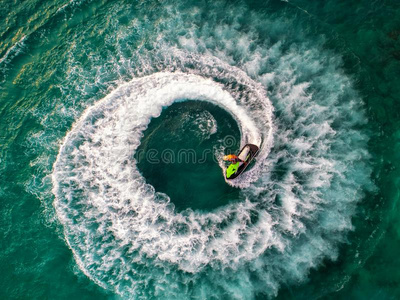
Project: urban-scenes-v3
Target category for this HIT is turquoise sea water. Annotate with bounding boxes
[1,0,400,299]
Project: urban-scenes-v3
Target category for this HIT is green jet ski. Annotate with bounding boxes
[224,144,259,179]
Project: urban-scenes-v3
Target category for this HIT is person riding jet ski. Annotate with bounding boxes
[223,154,246,164]
[223,144,259,179]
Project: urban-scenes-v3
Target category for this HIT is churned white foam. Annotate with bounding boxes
[188,110,217,139]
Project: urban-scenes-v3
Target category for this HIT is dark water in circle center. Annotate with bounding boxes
[135,100,241,212]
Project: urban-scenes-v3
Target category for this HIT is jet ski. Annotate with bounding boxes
[224,144,259,179]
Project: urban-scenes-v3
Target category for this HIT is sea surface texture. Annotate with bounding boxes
[1,0,400,299]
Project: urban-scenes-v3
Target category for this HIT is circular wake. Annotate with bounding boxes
[50,2,373,299]
[53,70,273,264]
